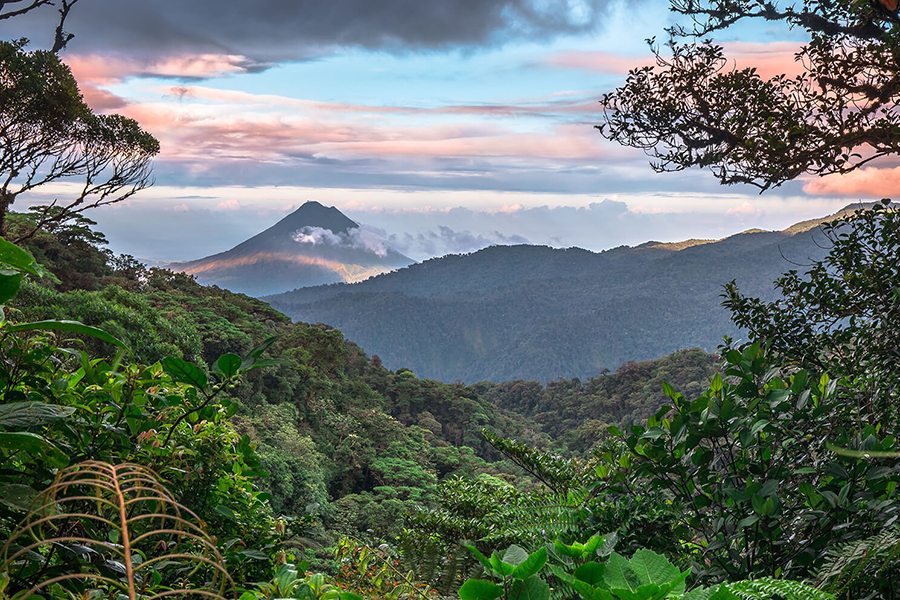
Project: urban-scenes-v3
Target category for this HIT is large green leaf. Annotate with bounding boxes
[0,238,39,275]
[0,402,75,427]
[510,575,550,600]
[502,544,530,567]
[0,484,39,512]
[628,550,684,592]
[512,547,547,580]
[602,553,639,592]
[0,432,67,467]
[6,320,127,349]
[574,562,606,587]
[213,353,242,378]
[162,356,208,389]
[0,271,23,305]
[459,579,503,600]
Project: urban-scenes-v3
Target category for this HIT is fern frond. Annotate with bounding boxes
[726,577,834,600]
[0,461,235,600]
[811,525,900,597]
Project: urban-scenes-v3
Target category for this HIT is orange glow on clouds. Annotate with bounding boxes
[804,168,900,197]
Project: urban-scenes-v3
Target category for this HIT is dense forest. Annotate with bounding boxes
[265,217,844,382]
[4,200,900,600]
[4,0,900,598]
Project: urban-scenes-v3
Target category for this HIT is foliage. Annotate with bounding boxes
[333,538,432,600]
[460,540,831,600]
[246,562,362,600]
[723,200,900,425]
[603,343,900,584]
[0,461,234,600]
[0,40,159,241]
[598,0,900,190]
[811,525,900,598]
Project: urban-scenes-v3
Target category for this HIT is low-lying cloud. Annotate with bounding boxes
[387,226,531,257]
[292,226,391,258]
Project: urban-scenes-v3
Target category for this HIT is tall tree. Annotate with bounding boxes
[0,39,159,241]
[598,0,900,191]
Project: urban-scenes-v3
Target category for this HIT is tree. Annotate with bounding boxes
[723,200,900,424]
[598,0,900,191]
[0,39,159,242]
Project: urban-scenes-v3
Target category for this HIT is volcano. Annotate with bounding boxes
[169,201,413,297]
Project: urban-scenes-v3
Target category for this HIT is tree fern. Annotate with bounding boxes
[0,460,234,600]
[810,526,900,598]
[725,577,834,600]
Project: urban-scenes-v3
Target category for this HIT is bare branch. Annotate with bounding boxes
[0,0,53,21]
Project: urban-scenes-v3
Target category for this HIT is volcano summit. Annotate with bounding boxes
[169,201,413,296]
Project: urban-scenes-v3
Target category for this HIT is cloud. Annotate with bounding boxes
[65,54,271,85]
[6,0,619,65]
[727,201,762,217]
[547,41,804,79]
[387,226,531,257]
[292,225,391,257]
[803,167,900,198]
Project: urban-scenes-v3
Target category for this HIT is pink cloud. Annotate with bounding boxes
[727,201,762,217]
[170,85,602,118]
[803,168,900,197]
[548,51,654,74]
[547,41,803,80]
[65,53,266,86]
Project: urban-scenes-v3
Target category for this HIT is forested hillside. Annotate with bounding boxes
[266,214,848,382]
[7,213,714,543]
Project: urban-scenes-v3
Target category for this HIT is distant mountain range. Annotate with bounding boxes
[168,201,413,297]
[263,205,865,383]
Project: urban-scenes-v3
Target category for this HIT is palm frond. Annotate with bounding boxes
[1,460,235,600]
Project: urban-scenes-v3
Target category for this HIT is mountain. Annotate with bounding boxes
[263,207,854,383]
[168,201,413,297]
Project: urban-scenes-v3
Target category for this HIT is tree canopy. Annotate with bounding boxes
[599,0,900,190]
[0,39,158,241]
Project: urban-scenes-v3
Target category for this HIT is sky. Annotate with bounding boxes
[2,0,890,262]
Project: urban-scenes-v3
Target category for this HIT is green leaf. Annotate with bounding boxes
[459,579,503,600]
[0,402,75,427]
[0,272,22,304]
[512,548,547,580]
[214,353,242,378]
[464,543,493,572]
[555,539,586,558]
[503,544,530,567]
[162,356,208,389]
[574,562,606,586]
[603,553,639,592]
[238,549,269,560]
[340,593,364,600]
[627,549,684,591]
[510,575,550,600]
[0,238,39,275]
[6,320,127,349]
[0,484,39,512]
[490,552,515,577]
[0,432,67,467]
[214,505,237,520]
[241,335,281,370]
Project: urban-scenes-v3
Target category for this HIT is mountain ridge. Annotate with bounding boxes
[264,206,862,383]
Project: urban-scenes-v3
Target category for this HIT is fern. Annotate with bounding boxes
[725,578,834,600]
[811,526,900,597]
[0,461,235,600]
